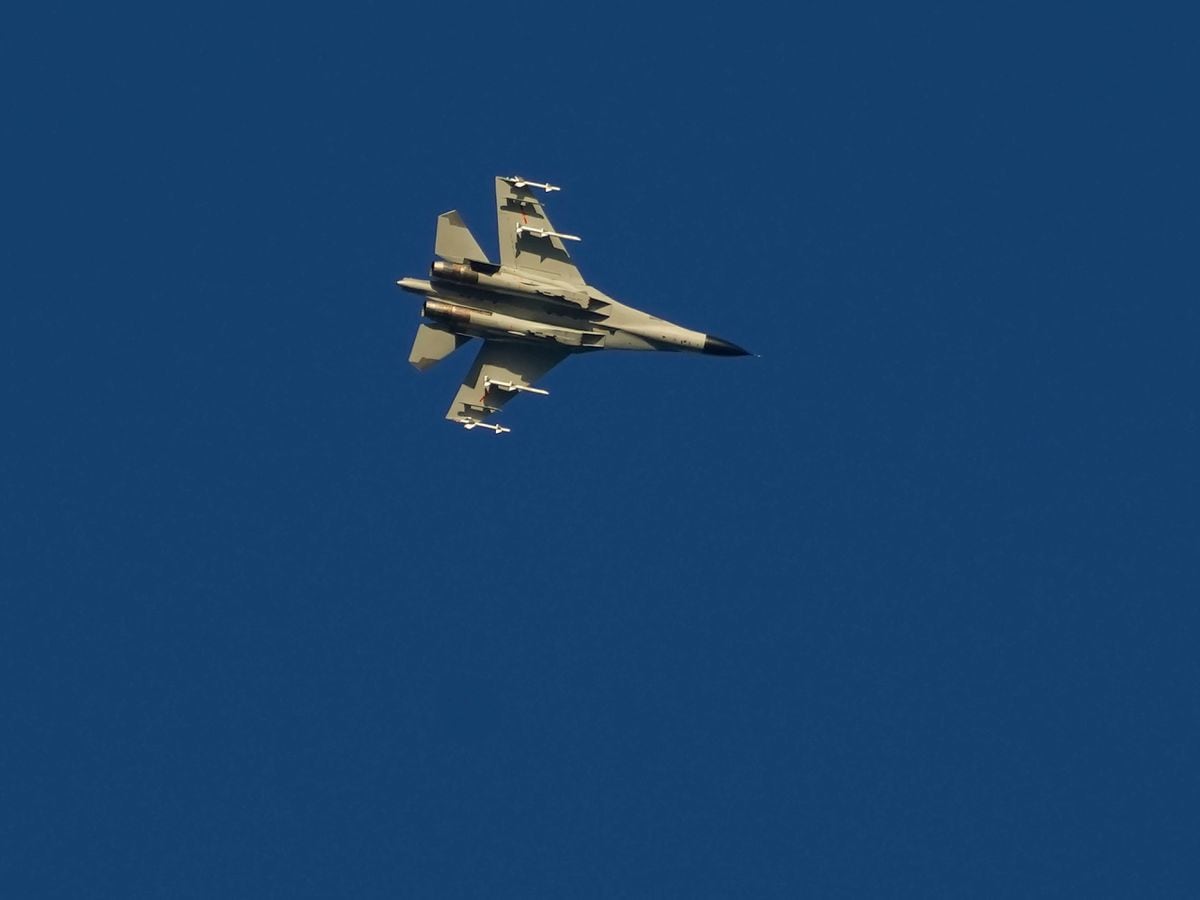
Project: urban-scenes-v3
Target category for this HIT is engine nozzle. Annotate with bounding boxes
[430,260,479,285]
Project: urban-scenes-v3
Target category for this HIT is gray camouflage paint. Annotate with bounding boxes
[398,177,749,430]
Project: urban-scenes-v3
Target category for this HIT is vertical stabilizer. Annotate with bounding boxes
[435,210,490,263]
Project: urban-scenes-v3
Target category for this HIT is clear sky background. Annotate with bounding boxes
[3,5,1197,897]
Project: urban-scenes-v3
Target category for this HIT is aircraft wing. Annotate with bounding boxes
[495,176,585,285]
[445,339,571,427]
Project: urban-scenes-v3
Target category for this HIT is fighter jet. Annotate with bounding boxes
[397,176,750,433]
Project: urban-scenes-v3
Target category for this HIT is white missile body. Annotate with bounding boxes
[457,417,510,434]
[502,176,560,192]
[516,224,581,243]
[484,376,549,396]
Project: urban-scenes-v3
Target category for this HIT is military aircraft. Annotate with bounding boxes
[397,176,750,434]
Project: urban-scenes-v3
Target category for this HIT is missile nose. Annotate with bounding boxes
[702,335,751,356]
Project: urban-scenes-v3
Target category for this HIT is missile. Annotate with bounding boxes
[457,417,510,435]
[516,224,581,243]
[503,176,560,192]
[484,376,549,396]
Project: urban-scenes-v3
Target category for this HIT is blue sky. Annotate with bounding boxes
[3,5,1197,897]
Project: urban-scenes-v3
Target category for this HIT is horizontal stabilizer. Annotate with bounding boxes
[409,323,468,371]
[435,210,490,263]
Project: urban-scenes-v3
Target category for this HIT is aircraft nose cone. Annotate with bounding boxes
[702,335,751,356]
